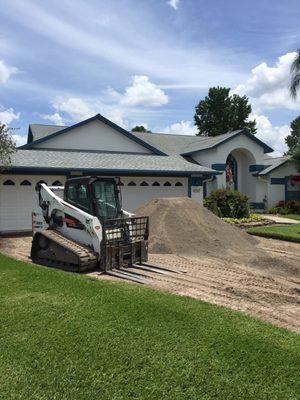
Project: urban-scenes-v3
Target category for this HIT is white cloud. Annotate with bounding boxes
[41,112,65,125]
[0,107,20,125]
[233,52,300,110]
[162,120,197,135]
[167,0,180,10]
[52,97,96,122]
[249,113,289,156]
[109,76,169,107]
[50,96,130,129]
[0,60,17,84]
[2,0,247,90]
[11,133,27,147]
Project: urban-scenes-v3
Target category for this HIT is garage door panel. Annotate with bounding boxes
[0,175,65,233]
[121,180,188,212]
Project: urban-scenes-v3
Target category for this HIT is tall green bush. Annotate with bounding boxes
[204,188,250,218]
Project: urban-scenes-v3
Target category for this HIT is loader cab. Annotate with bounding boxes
[64,176,122,221]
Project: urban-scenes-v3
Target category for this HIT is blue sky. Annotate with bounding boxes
[1,0,300,155]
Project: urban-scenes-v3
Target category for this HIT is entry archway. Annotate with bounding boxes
[225,148,257,201]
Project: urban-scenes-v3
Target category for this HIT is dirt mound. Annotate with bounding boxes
[135,197,259,262]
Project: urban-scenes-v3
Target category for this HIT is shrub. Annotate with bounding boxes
[267,207,279,214]
[275,200,300,214]
[223,214,263,225]
[204,188,250,218]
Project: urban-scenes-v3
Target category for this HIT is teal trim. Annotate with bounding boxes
[3,166,215,178]
[188,177,192,197]
[271,178,285,185]
[211,163,226,171]
[19,114,167,156]
[250,202,265,210]
[190,177,203,186]
[249,164,265,172]
[181,129,273,156]
[203,181,207,198]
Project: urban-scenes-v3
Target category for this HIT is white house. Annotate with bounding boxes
[0,113,299,234]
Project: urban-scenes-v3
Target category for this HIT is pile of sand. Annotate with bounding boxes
[135,197,260,262]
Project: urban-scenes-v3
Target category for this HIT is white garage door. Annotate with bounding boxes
[120,177,188,212]
[0,176,65,233]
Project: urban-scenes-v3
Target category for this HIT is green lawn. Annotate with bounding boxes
[0,254,299,400]
[247,223,300,243]
[284,214,300,221]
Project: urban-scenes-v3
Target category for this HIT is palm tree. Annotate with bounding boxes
[290,50,300,99]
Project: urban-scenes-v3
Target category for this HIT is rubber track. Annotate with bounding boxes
[36,230,97,271]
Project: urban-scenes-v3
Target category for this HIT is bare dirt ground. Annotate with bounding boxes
[0,235,299,333]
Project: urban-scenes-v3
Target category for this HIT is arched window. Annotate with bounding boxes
[52,180,63,186]
[37,180,47,185]
[163,181,172,186]
[119,181,124,186]
[175,182,183,187]
[20,180,32,186]
[152,181,160,186]
[140,181,149,186]
[3,179,15,186]
[128,181,136,186]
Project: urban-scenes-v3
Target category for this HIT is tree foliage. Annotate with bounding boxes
[291,146,300,172]
[131,125,151,133]
[194,87,256,136]
[285,116,300,171]
[290,50,300,99]
[285,116,300,153]
[0,123,16,169]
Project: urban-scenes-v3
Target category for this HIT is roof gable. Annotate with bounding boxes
[20,114,166,155]
[259,156,291,175]
[181,130,273,155]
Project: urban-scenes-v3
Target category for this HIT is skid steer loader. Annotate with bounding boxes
[31,176,150,282]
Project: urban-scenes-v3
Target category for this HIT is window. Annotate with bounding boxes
[140,181,149,186]
[163,181,172,186]
[128,181,136,186]
[37,180,47,185]
[152,181,160,186]
[92,180,118,220]
[66,183,89,211]
[20,180,32,186]
[52,180,63,186]
[119,181,124,186]
[175,182,183,187]
[3,179,15,186]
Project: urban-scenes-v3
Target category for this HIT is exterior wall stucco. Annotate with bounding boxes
[193,133,267,203]
[33,120,153,154]
[266,162,298,207]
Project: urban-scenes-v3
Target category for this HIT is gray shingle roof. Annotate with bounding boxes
[259,156,291,175]
[29,124,68,142]
[132,130,244,155]
[6,150,216,175]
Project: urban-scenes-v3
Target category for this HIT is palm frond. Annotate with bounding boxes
[290,73,300,99]
[290,49,300,73]
[290,50,300,99]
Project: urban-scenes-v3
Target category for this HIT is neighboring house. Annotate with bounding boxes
[258,155,300,207]
[0,113,298,233]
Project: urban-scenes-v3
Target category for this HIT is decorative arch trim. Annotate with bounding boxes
[20,180,32,186]
[3,179,15,186]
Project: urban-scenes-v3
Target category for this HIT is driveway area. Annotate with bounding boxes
[0,234,299,333]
